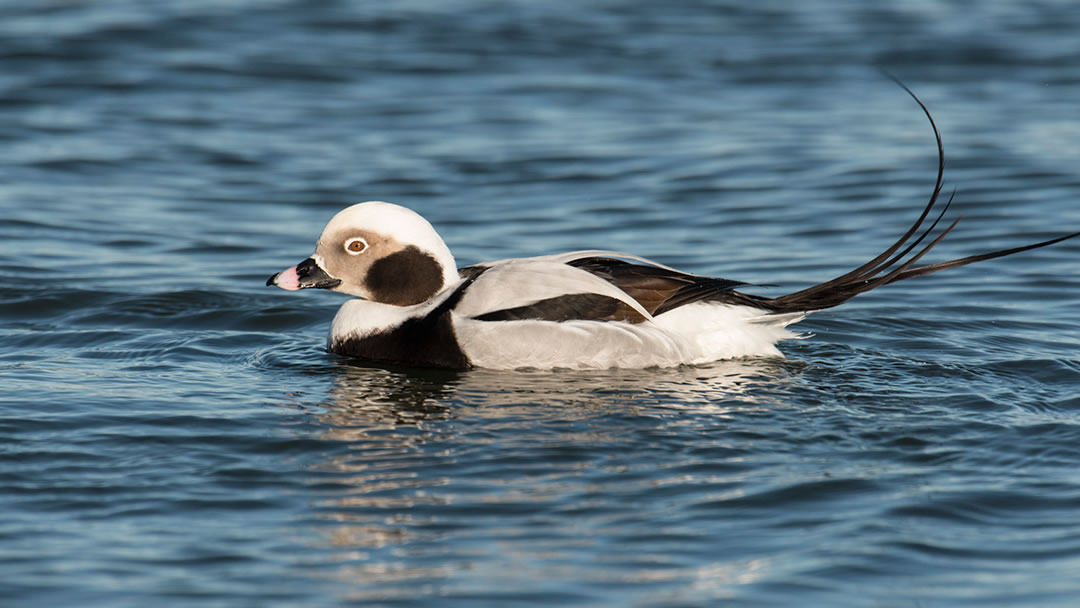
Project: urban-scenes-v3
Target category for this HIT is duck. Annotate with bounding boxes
[266,90,1077,370]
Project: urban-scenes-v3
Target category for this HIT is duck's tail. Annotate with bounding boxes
[759,79,1078,315]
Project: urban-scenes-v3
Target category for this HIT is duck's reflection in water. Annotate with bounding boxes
[315,363,463,435]
[300,357,803,593]
[318,357,804,423]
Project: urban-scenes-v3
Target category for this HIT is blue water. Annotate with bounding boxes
[3,1,1080,606]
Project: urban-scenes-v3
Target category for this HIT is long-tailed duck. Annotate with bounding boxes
[267,89,1077,370]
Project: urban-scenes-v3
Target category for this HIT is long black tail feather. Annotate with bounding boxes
[760,80,1079,315]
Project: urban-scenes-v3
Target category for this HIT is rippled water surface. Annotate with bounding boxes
[4,1,1080,606]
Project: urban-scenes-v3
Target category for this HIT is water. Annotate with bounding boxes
[3,1,1080,605]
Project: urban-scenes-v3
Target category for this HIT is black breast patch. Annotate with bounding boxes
[331,308,471,369]
[330,270,484,370]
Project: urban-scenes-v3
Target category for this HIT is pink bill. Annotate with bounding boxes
[272,266,302,291]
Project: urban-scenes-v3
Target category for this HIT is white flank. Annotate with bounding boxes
[454,301,803,370]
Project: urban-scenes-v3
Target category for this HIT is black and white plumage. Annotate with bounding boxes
[267,90,1077,370]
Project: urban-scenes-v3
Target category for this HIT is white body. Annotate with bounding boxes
[327,252,805,370]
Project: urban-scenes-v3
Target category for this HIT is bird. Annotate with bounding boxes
[267,89,1077,371]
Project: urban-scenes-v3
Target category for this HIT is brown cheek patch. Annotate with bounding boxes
[364,246,445,306]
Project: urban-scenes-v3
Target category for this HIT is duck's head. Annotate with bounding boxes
[267,201,458,306]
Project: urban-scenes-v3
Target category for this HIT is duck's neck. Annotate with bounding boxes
[329,298,432,345]
[326,290,471,369]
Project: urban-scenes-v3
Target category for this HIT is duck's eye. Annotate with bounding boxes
[344,237,368,255]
